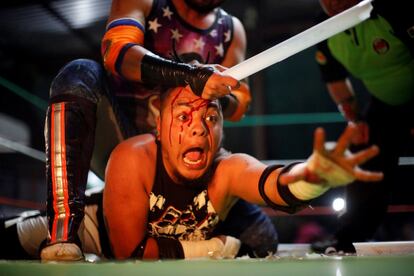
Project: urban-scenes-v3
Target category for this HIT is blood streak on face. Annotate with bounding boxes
[160,87,223,182]
[168,88,211,147]
[185,98,213,147]
[169,88,184,146]
[179,125,184,144]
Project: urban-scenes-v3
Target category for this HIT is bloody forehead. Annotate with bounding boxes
[162,87,222,115]
[174,98,220,110]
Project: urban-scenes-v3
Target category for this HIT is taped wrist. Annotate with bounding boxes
[288,180,329,201]
[180,236,241,259]
[307,151,355,187]
[276,163,312,212]
[258,164,308,214]
[140,53,214,96]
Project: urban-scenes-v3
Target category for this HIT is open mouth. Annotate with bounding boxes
[183,147,205,166]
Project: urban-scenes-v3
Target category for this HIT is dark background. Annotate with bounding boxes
[0,0,413,243]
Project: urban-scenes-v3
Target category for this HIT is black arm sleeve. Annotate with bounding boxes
[258,163,311,214]
[140,54,214,96]
[314,12,348,83]
[316,40,348,83]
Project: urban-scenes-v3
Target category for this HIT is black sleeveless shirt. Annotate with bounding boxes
[147,143,220,241]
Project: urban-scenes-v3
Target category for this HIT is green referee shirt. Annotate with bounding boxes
[328,15,414,105]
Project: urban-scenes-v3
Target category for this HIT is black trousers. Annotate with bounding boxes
[336,96,414,243]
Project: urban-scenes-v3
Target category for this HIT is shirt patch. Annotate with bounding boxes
[372,38,390,55]
[315,50,327,65]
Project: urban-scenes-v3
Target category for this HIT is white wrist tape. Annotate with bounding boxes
[288,180,329,201]
[221,236,241,258]
[307,151,355,187]
[180,236,241,260]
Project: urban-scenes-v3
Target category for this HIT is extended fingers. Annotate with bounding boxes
[333,123,356,155]
[354,167,384,182]
[349,145,380,166]
[313,127,325,152]
[202,73,238,99]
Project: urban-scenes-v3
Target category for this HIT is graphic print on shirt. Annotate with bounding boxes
[148,190,219,241]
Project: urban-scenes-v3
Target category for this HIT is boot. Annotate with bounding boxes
[41,97,96,261]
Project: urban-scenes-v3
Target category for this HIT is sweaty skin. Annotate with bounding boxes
[104,87,382,259]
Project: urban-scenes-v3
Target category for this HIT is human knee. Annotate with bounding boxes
[50,59,107,104]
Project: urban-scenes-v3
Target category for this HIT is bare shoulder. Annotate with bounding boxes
[231,16,246,45]
[221,13,246,66]
[231,16,245,33]
[105,134,157,196]
[109,134,157,167]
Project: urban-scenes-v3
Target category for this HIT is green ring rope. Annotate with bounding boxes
[0,76,47,111]
[1,75,345,127]
[224,113,345,127]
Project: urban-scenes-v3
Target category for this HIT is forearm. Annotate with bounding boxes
[222,81,251,122]
[101,19,213,96]
[135,236,240,260]
[286,162,329,200]
[117,44,148,81]
[180,236,240,259]
[280,150,359,202]
[259,162,331,214]
[140,53,214,96]
[259,164,314,214]
[327,79,360,122]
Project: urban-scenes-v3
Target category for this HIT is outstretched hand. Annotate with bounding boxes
[279,124,383,187]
